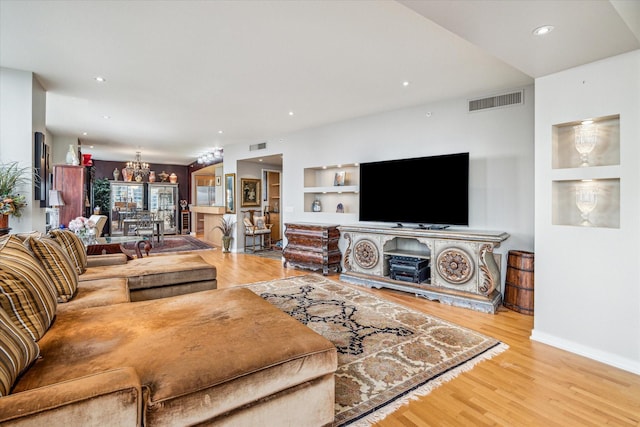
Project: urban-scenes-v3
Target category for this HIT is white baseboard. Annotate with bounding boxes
[530,329,640,375]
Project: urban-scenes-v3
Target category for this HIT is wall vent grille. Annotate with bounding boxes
[250,142,267,151]
[468,90,524,112]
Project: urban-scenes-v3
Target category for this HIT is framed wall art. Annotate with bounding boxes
[225,173,236,213]
[34,131,47,207]
[240,178,261,207]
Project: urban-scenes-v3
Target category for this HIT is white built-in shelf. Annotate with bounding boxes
[303,163,360,214]
[551,114,621,229]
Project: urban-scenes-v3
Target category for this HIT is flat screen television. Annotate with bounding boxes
[359,152,469,228]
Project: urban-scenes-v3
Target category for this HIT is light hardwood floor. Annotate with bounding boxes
[195,248,640,426]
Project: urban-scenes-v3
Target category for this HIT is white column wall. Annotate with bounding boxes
[532,50,640,374]
[0,67,47,233]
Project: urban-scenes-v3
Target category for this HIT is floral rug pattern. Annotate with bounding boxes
[246,275,507,426]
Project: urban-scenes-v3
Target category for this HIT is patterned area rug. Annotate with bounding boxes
[123,235,214,254]
[245,275,507,426]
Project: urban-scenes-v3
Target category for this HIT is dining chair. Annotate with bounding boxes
[135,213,156,241]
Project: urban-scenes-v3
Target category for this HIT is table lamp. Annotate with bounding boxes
[48,189,65,229]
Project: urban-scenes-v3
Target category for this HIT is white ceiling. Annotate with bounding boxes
[1,1,638,166]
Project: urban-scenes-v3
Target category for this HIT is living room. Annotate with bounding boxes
[1,1,639,425]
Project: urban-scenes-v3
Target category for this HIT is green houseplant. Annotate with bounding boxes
[214,215,236,252]
[0,162,33,223]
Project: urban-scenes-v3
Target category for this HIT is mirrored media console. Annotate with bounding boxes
[338,225,510,313]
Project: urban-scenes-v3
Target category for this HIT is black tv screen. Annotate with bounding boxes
[359,152,469,227]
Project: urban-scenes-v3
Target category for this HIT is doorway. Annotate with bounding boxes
[263,169,282,244]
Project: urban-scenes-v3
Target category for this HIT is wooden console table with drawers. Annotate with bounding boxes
[283,223,342,275]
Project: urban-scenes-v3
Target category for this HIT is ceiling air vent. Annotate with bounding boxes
[249,142,267,151]
[468,89,524,112]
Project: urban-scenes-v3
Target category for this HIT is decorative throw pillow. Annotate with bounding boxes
[25,235,79,303]
[0,307,40,396]
[50,229,87,275]
[254,216,267,230]
[243,217,254,228]
[0,235,58,341]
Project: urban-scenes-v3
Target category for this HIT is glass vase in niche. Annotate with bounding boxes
[576,185,598,226]
[312,199,322,212]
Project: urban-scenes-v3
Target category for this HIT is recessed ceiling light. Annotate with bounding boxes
[102,115,111,119]
[89,145,94,149]
[288,111,294,116]
[94,76,106,82]
[581,120,594,125]
[218,130,223,134]
[403,81,410,87]
[82,132,88,136]
[425,112,432,117]
[532,25,554,36]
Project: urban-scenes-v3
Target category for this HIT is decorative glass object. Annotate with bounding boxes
[574,122,598,167]
[66,145,79,165]
[576,184,598,226]
[312,199,322,212]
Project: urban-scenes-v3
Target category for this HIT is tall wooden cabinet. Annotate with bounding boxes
[53,165,86,228]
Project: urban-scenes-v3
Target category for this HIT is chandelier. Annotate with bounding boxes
[197,148,223,165]
[124,151,150,180]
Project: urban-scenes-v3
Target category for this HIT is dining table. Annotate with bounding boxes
[122,218,165,243]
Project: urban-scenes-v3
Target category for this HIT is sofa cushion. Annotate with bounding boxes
[56,278,130,315]
[0,307,40,396]
[0,235,57,341]
[50,229,87,275]
[14,288,337,425]
[25,235,79,303]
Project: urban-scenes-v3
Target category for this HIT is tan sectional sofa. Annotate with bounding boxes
[0,233,338,426]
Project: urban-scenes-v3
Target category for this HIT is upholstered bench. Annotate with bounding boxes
[47,229,217,302]
[80,253,218,301]
[5,288,337,426]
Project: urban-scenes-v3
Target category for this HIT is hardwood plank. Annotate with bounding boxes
[193,247,640,426]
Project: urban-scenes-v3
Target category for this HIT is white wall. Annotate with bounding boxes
[0,67,47,233]
[533,50,640,374]
[225,85,535,277]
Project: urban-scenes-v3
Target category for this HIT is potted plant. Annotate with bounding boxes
[214,215,235,252]
[0,161,33,229]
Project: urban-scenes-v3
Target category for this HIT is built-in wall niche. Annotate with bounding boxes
[303,163,359,214]
[552,114,620,169]
[552,178,620,228]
